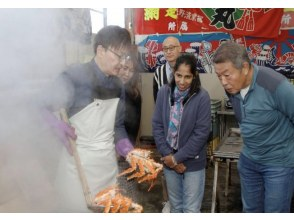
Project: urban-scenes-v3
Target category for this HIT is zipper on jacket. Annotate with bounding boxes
[240,87,252,119]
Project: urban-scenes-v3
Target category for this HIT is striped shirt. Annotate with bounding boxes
[153,62,173,102]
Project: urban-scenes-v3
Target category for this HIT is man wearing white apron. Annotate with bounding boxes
[44,26,135,212]
[55,98,120,212]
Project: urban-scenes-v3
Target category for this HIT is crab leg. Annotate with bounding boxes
[126,159,146,180]
[117,158,137,177]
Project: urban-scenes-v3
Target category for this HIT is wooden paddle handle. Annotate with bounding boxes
[59,108,93,208]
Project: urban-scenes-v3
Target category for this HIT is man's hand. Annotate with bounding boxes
[115,138,134,158]
[54,120,77,155]
[173,163,186,174]
[42,109,77,155]
[161,154,177,168]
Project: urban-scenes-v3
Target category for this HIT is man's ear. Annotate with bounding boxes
[96,45,104,57]
[242,62,250,75]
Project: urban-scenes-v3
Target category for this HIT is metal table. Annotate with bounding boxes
[211,129,243,213]
[217,109,236,139]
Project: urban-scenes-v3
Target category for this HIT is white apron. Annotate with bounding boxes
[54,98,119,212]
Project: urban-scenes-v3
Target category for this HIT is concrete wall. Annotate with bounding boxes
[139,72,225,137]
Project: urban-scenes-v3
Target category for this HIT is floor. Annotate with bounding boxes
[123,156,294,213]
[135,160,243,213]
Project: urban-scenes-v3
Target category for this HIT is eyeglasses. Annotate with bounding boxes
[107,48,131,62]
[162,45,180,53]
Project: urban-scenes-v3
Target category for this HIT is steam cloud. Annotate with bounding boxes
[0,9,71,212]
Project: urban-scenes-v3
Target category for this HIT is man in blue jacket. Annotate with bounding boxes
[213,41,294,213]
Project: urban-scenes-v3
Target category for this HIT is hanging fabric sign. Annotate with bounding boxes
[134,8,283,38]
[136,30,294,77]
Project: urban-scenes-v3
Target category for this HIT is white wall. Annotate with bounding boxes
[200,73,226,100]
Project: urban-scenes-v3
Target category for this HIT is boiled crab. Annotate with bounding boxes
[93,185,143,213]
[118,148,163,191]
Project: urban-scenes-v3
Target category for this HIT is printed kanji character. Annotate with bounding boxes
[144,40,158,69]
[144,8,160,21]
[179,21,188,31]
[211,8,236,29]
[165,8,177,19]
[168,22,176,31]
[282,14,292,25]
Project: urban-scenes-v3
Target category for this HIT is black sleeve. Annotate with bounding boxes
[124,93,142,145]
[114,87,128,143]
[153,74,158,103]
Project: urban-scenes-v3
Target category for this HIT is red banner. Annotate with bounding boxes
[134,8,284,38]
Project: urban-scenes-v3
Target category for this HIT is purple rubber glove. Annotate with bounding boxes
[42,109,77,155]
[115,138,134,158]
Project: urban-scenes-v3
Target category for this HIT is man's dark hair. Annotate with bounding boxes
[93,25,131,54]
[213,41,251,70]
